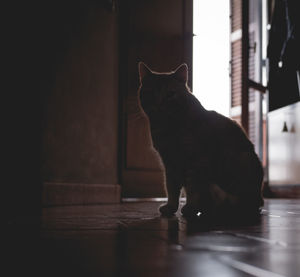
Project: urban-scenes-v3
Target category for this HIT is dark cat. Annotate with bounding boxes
[138,62,264,218]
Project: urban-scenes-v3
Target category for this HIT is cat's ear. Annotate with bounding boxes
[138,62,152,83]
[174,63,188,83]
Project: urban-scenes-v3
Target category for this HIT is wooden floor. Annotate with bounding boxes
[6,199,300,277]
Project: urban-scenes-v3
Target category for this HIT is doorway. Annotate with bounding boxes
[119,0,193,198]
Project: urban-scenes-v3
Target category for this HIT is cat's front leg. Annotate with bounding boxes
[181,185,201,218]
[159,169,181,216]
[181,169,213,217]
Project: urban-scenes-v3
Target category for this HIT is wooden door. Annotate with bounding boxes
[230,0,263,158]
[248,0,264,160]
[119,0,193,197]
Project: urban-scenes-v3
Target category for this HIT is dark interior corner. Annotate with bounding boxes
[4,0,300,276]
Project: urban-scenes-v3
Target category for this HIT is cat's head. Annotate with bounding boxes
[138,62,190,121]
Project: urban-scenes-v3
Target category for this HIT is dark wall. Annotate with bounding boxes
[42,3,119,185]
[5,2,46,222]
[5,1,119,222]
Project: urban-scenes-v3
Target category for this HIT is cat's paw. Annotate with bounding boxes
[181,205,199,218]
[159,203,178,217]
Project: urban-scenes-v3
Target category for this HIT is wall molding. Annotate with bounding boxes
[43,182,121,206]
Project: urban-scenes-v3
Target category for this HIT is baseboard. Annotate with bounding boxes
[267,184,300,198]
[43,182,121,206]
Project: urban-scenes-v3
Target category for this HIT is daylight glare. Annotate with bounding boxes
[193,0,230,116]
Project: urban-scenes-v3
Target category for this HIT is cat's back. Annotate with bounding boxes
[203,110,254,152]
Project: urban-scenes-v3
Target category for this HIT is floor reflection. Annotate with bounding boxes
[6,199,300,277]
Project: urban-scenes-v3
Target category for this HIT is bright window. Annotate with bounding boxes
[193,0,230,116]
